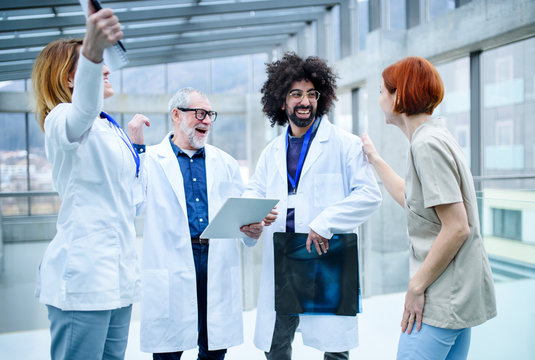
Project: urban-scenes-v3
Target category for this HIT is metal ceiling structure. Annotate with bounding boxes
[0,0,343,81]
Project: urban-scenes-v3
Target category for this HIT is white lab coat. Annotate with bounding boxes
[35,55,141,311]
[138,134,251,353]
[243,117,382,353]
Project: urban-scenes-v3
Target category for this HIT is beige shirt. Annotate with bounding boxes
[405,118,496,329]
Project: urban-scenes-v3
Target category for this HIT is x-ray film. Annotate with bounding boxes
[273,232,360,316]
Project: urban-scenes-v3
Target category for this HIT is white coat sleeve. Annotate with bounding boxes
[309,139,382,239]
[66,53,104,142]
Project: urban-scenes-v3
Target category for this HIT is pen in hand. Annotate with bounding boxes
[90,0,127,52]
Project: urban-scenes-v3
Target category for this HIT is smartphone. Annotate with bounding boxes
[90,0,127,52]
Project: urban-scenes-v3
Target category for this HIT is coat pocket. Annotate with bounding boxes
[64,227,120,294]
[141,269,170,320]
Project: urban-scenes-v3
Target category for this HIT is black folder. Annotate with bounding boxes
[273,232,360,316]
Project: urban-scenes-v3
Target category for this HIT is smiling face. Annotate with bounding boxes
[102,65,114,99]
[282,79,318,129]
[67,63,114,99]
[172,91,212,150]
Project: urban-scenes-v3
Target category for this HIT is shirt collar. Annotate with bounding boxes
[168,134,205,158]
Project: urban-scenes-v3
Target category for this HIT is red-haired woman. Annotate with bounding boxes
[362,56,496,360]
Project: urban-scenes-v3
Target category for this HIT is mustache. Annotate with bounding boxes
[194,124,210,131]
[294,105,313,111]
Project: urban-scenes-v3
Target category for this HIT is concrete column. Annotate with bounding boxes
[340,0,352,58]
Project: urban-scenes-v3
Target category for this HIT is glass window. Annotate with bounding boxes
[389,0,406,30]
[0,80,25,92]
[428,0,455,20]
[211,55,249,94]
[492,208,522,241]
[0,113,28,216]
[252,53,268,94]
[124,113,169,146]
[28,113,54,192]
[358,0,369,51]
[480,37,535,271]
[122,64,166,95]
[482,37,535,174]
[435,57,471,162]
[167,60,210,95]
[209,114,246,161]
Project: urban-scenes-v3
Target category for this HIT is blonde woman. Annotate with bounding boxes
[32,2,148,359]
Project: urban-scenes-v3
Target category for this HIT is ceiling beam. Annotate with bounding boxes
[0,36,286,81]
[0,28,295,63]
[0,0,339,32]
[0,11,321,50]
[0,0,148,11]
[124,26,302,51]
[126,36,287,60]
[126,46,274,69]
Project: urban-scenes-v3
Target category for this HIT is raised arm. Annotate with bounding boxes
[362,132,405,207]
[66,2,124,142]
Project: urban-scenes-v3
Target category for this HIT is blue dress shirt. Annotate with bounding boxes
[169,136,209,238]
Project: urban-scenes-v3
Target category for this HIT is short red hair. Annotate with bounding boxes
[382,56,444,116]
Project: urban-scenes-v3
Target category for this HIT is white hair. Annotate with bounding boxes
[167,87,208,121]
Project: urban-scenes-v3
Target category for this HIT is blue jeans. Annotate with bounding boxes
[47,304,132,360]
[265,313,349,360]
[396,323,471,360]
[153,243,226,360]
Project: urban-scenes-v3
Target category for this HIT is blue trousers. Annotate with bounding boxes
[396,323,471,360]
[154,243,226,360]
[47,304,132,360]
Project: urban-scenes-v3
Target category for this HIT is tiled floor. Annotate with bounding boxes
[1,278,534,360]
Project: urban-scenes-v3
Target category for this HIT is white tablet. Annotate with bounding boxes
[200,197,279,239]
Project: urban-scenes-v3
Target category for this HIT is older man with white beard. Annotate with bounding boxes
[129,87,261,360]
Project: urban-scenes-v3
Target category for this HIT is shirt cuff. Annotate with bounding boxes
[133,144,146,154]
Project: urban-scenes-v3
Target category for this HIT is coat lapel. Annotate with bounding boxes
[274,129,288,184]
[300,116,331,178]
[156,133,187,216]
[204,144,216,219]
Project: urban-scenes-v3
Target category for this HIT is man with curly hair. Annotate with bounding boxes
[240,52,382,359]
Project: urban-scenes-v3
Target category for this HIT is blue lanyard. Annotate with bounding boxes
[100,112,140,178]
[286,119,315,193]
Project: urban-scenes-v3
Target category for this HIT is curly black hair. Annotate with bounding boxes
[261,52,338,127]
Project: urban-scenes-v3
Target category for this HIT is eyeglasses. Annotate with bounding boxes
[287,89,321,103]
[177,107,217,122]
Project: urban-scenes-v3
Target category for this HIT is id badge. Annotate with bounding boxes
[287,193,297,209]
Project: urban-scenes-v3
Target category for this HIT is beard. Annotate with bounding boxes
[180,119,209,149]
[287,105,316,128]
